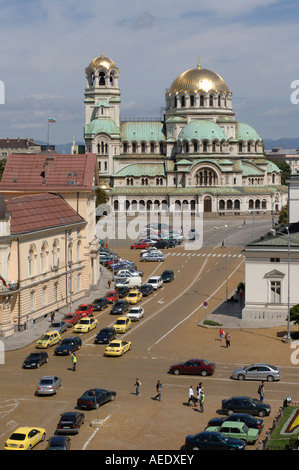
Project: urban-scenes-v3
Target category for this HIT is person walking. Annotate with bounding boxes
[196,382,203,403]
[135,378,141,396]
[71,352,77,372]
[219,328,224,341]
[258,381,265,402]
[225,332,231,348]
[199,390,205,413]
[188,386,196,406]
[154,380,162,401]
[108,279,112,289]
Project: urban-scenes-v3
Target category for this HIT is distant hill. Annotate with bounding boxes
[264,138,299,150]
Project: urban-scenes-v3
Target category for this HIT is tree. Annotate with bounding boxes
[95,187,109,206]
[278,205,288,224]
[290,304,299,325]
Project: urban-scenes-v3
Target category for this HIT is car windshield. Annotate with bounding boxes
[27,353,40,359]
[61,339,73,344]
[40,379,53,385]
[79,320,89,324]
[109,342,120,348]
[9,433,26,441]
[127,293,137,297]
[51,322,62,327]
[77,306,88,311]
[115,320,125,325]
[39,334,50,340]
[100,328,111,334]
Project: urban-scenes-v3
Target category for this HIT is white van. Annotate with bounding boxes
[146,276,163,290]
[115,276,142,289]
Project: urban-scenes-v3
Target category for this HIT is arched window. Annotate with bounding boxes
[209,95,214,107]
[181,95,185,107]
[28,245,36,277]
[52,240,59,268]
[40,243,48,273]
[76,240,81,262]
[219,200,225,210]
[195,168,217,186]
[249,199,254,209]
[234,200,240,210]
[200,95,204,106]
[99,72,106,85]
[190,95,195,107]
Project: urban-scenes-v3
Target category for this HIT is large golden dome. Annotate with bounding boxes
[168,64,230,95]
[86,53,119,72]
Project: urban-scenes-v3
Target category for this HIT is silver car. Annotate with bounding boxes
[49,321,68,335]
[36,376,62,395]
[231,363,281,382]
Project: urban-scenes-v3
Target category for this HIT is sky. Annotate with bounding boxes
[0,0,299,145]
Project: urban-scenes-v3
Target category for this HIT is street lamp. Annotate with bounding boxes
[214,224,242,301]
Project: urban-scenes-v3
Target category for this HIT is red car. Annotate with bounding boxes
[131,241,151,249]
[75,304,94,318]
[105,291,119,303]
[62,313,81,327]
[169,359,216,376]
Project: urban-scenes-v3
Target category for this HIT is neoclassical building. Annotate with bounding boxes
[84,53,287,215]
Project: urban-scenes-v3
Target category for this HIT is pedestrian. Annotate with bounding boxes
[225,332,231,348]
[258,381,265,401]
[154,380,162,401]
[221,240,225,248]
[108,279,111,289]
[72,352,77,371]
[135,378,141,396]
[50,311,55,322]
[199,391,205,413]
[219,328,224,341]
[188,386,196,406]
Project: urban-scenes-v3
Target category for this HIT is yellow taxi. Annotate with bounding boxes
[126,290,143,304]
[35,331,61,349]
[113,316,131,333]
[4,427,46,450]
[73,317,98,333]
[105,339,131,357]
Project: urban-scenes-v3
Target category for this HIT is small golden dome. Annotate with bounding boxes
[168,64,230,95]
[86,53,119,72]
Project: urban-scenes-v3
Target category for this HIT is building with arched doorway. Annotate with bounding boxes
[83,53,287,216]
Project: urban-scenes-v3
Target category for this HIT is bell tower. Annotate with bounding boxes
[84,53,121,180]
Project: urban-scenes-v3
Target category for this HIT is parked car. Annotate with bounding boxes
[161,270,175,283]
[73,317,98,334]
[105,339,131,357]
[62,313,80,327]
[131,241,151,249]
[205,420,259,445]
[207,413,264,432]
[92,297,109,311]
[36,331,61,349]
[161,238,177,247]
[115,276,142,288]
[221,396,271,417]
[126,290,143,304]
[184,431,246,451]
[94,327,117,345]
[106,291,119,303]
[23,351,48,369]
[77,388,116,410]
[75,304,94,318]
[231,363,281,382]
[36,376,62,395]
[56,412,85,435]
[139,284,154,296]
[154,240,170,249]
[5,427,46,450]
[110,300,130,315]
[46,435,71,450]
[113,316,131,333]
[127,307,144,321]
[169,358,216,376]
[115,285,131,298]
[146,275,163,290]
[49,321,68,335]
[140,252,165,262]
[54,336,82,355]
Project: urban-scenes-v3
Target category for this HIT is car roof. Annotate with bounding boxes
[221,421,246,428]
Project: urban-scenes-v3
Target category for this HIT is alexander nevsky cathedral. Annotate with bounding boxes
[83,53,287,215]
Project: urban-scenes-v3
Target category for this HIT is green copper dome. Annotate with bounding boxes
[178,119,227,142]
[236,122,262,141]
[84,118,120,137]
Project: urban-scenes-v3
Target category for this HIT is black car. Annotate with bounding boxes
[77,388,116,410]
[154,240,170,249]
[110,300,129,315]
[92,297,109,311]
[221,396,271,417]
[23,352,48,369]
[54,336,82,356]
[94,327,117,345]
[46,435,71,450]
[161,270,174,283]
[56,412,85,435]
[184,431,246,451]
[139,284,154,296]
[115,285,130,298]
[161,239,177,247]
[207,413,264,431]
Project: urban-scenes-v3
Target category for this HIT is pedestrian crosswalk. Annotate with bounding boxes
[168,251,244,258]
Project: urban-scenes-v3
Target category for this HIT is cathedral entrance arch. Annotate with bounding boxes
[203,195,212,213]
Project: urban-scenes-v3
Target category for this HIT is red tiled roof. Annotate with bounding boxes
[0,153,97,191]
[6,193,85,234]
